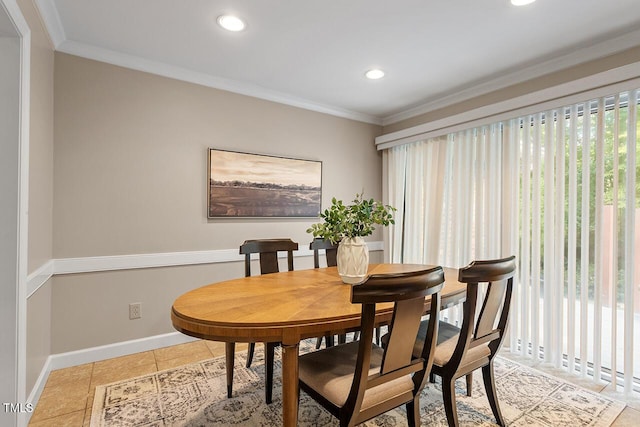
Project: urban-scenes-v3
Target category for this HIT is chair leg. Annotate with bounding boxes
[225,342,235,398]
[466,372,473,396]
[265,342,276,404]
[442,377,459,427]
[482,363,506,426]
[326,334,335,347]
[246,342,255,368]
[375,326,381,345]
[316,334,333,349]
[406,396,420,427]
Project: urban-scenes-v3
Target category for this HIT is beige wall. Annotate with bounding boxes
[54,54,383,257]
[383,46,640,134]
[52,53,383,352]
[18,0,55,394]
[50,252,384,353]
[23,0,54,272]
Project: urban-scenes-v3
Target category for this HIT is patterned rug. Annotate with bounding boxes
[91,339,625,426]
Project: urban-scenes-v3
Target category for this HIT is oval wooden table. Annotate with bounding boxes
[171,264,465,427]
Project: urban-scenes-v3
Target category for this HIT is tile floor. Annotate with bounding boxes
[28,341,640,426]
[28,340,243,426]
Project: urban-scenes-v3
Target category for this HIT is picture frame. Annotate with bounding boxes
[208,148,322,218]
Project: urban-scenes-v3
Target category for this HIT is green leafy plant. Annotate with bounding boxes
[306,193,396,244]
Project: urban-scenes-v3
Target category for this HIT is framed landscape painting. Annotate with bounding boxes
[208,149,322,218]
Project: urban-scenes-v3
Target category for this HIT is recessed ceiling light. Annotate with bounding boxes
[217,15,246,32]
[365,69,385,80]
[511,0,536,5]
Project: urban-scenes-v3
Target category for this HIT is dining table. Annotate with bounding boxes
[171,263,466,427]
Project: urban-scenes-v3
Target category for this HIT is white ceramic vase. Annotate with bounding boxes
[337,236,369,284]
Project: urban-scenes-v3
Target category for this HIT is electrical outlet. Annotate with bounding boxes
[129,302,141,319]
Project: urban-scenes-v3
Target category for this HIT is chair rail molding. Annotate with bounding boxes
[25,241,385,297]
[26,260,54,298]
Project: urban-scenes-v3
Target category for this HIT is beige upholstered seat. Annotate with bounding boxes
[298,266,445,427]
[432,333,491,367]
[299,341,415,409]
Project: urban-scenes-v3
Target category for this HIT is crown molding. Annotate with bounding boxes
[33,1,381,124]
[34,0,65,48]
[381,28,640,126]
[53,39,382,125]
[35,0,640,128]
[34,0,381,124]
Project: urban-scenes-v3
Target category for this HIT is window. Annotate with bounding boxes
[385,89,640,392]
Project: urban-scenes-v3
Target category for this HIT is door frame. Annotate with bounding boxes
[0,1,30,426]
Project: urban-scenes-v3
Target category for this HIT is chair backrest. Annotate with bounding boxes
[450,256,516,366]
[309,238,338,268]
[345,266,445,417]
[239,238,298,277]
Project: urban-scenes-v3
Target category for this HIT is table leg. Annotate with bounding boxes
[225,342,235,398]
[281,341,299,427]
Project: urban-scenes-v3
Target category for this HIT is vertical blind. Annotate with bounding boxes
[385,88,639,393]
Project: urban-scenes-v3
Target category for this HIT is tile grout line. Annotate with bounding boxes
[84,362,96,426]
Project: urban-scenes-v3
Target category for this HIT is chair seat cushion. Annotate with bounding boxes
[298,341,415,410]
[411,319,460,356]
[412,320,491,367]
[432,334,491,367]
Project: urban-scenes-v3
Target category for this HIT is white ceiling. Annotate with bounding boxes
[37,0,640,125]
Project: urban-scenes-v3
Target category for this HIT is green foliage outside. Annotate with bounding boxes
[523,98,640,303]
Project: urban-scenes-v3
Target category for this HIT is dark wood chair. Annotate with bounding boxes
[298,266,445,427]
[310,238,382,349]
[413,256,516,427]
[310,238,339,348]
[310,237,338,269]
[225,238,298,404]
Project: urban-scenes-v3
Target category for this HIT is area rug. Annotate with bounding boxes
[91,339,625,426]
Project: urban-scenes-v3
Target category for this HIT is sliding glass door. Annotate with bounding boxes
[385,88,640,393]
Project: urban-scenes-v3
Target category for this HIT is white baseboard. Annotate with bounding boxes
[48,331,199,371]
[26,356,51,423]
[28,331,200,411]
